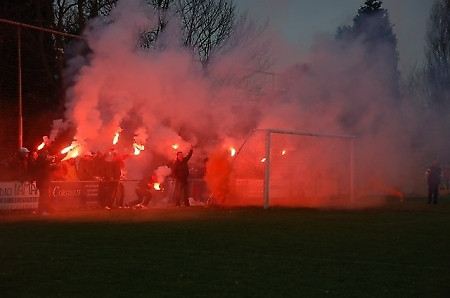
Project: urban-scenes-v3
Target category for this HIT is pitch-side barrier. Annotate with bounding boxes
[0,179,209,211]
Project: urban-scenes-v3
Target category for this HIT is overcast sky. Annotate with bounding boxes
[236,0,434,71]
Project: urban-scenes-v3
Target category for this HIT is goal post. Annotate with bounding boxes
[229,128,355,209]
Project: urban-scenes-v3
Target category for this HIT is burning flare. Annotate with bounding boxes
[61,149,79,161]
[37,136,50,151]
[230,147,236,157]
[172,144,179,150]
[61,145,74,154]
[113,132,120,145]
[133,143,145,156]
[67,150,79,159]
[153,182,161,190]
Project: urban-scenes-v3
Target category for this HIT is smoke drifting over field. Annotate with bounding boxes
[53,0,433,207]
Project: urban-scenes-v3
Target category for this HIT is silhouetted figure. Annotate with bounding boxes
[77,152,94,181]
[110,152,128,208]
[426,161,442,204]
[103,153,123,209]
[93,152,109,209]
[34,150,57,215]
[172,146,193,207]
[9,147,32,182]
[127,175,156,209]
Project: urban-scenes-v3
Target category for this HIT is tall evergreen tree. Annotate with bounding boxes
[337,0,400,100]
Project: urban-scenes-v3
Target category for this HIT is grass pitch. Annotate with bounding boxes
[1,197,449,297]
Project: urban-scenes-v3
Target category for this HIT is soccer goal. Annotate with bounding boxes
[228,128,355,209]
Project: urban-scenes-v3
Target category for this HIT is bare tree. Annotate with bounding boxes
[175,0,235,64]
[53,0,258,67]
[425,0,450,111]
[140,0,238,64]
[53,0,117,35]
[138,0,175,49]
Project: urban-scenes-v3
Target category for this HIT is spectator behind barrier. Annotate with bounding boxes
[7,147,32,182]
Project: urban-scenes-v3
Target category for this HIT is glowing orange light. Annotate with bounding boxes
[61,145,74,154]
[230,147,236,157]
[281,150,286,155]
[61,149,79,161]
[261,157,266,163]
[113,132,120,145]
[37,142,45,151]
[132,142,144,155]
[172,144,179,150]
[153,182,161,190]
[72,150,79,158]
[133,143,144,150]
[67,150,79,159]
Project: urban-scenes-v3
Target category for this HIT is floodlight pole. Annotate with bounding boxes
[17,26,23,148]
[0,18,84,150]
[350,138,355,203]
[263,130,271,209]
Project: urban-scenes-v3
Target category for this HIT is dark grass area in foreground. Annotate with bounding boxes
[1,197,450,297]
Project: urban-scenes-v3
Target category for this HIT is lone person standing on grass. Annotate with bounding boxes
[172,146,193,207]
[426,160,442,205]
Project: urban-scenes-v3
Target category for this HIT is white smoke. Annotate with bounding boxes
[154,165,171,183]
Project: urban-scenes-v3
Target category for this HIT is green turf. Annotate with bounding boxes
[1,198,449,297]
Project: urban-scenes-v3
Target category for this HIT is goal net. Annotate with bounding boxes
[227,129,355,208]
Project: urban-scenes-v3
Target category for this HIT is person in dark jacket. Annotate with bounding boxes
[171,146,193,207]
[77,152,94,181]
[103,153,123,209]
[8,147,32,182]
[426,160,442,204]
[33,150,57,215]
[127,174,157,209]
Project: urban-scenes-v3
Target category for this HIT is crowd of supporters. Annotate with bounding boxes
[0,146,209,212]
[0,147,126,183]
[0,147,128,212]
